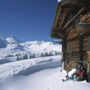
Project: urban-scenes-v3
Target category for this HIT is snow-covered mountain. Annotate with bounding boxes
[6,35,21,44]
[0,36,62,62]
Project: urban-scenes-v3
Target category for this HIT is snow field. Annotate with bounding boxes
[0,55,90,90]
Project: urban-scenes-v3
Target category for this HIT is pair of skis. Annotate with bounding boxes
[62,75,74,82]
[62,78,70,82]
[62,76,73,82]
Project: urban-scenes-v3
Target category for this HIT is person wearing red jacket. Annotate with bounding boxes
[74,64,88,82]
[77,69,82,77]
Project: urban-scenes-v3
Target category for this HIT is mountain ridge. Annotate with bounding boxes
[0,36,62,60]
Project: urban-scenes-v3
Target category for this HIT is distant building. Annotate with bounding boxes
[50,0,90,74]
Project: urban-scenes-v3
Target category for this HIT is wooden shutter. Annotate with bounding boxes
[88,36,90,51]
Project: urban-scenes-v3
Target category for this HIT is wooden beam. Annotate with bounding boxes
[62,7,85,30]
[61,0,76,5]
[51,3,61,30]
[54,6,62,28]
[59,10,67,29]
[50,32,65,39]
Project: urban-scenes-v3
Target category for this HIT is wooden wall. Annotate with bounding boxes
[63,35,90,73]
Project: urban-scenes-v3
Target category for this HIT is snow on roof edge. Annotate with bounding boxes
[58,0,61,2]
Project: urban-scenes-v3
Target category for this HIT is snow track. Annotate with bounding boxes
[0,55,61,80]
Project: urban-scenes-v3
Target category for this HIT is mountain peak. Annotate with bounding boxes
[6,35,20,44]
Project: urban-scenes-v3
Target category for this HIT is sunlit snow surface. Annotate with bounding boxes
[0,55,90,90]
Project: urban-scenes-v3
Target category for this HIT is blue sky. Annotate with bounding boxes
[0,0,57,41]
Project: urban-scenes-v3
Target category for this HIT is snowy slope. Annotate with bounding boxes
[0,55,61,79]
[0,55,90,90]
[0,36,61,61]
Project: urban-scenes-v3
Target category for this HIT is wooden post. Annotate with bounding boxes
[79,34,83,63]
[63,38,67,61]
[62,38,66,70]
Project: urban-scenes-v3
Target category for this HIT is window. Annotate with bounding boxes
[67,42,72,53]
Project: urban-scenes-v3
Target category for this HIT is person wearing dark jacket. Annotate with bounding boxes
[80,67,88,82]
[73,64,88,82]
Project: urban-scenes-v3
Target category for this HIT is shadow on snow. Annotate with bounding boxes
[14,59,61,77]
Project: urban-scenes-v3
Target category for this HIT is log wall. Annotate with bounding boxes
[63,35,90,73]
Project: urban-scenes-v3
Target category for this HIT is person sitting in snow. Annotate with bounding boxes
[72,63,88,82]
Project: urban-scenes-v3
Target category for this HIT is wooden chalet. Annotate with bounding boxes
[50,0,90,74]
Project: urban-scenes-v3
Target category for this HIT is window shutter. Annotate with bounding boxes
[88,37,90,51]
